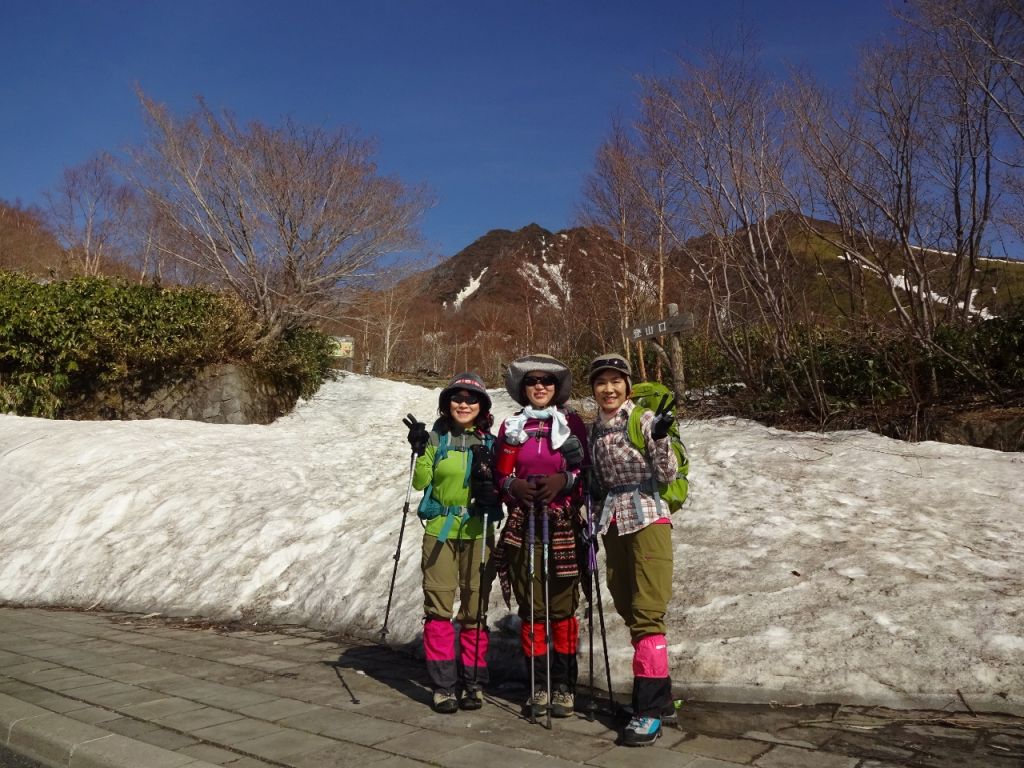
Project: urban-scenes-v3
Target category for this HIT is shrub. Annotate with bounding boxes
[0,272,334,417]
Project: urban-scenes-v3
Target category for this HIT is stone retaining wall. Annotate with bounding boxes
[71,364,299,425]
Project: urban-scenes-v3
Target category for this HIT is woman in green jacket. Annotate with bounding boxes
[405,372,501,713]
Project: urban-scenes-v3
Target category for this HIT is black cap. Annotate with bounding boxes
[439,372,492,412]
[588,353,632,387]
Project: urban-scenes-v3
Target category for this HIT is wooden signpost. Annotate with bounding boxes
[629,305,694,403]
[628,311,694,342]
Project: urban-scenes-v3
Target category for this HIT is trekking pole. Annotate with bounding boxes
[527,499,537,724]
[593,535,615,714]
[541,500,552,730]
[583,470,596,722]
[585,471,615,714]
[380,450,416,643]
[472,508,489,690]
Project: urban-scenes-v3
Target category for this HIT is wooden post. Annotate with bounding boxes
[666,304,686,409]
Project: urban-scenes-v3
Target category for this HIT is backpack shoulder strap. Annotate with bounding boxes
[433,432,450,468]
[626,406,648,454]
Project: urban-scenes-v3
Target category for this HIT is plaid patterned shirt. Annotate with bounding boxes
[590,400,678,536]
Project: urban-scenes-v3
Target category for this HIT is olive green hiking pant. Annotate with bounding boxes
[602,522,673,641]
[421,532,495,624]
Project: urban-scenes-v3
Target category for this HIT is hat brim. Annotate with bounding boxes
[505,355,571,406]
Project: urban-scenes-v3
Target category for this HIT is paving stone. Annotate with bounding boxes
[221,755,277,766]
[754,744,858,768]
[0,651,31,668]
[278,707,418,746]
[9,686,92,713]
[0,661,64,679]
[741,730,821,749]
[285,741,394,768]
[69,733,198,768]
[177,742,248,765]
[586,743,703,767]
[192,716,289,746]
[118,695,206,720]
[38,673,108,692]
[655,726,690,749]
[158,705,247,731]
[135,726,201,750]
[231,728,337,760]
[441,740,582,768]
[903,723,980,742]
[374,727,476,761]
[102,715,164,738]
[0,679,36,696]
[89,662,182,685]
[54,680,138,702]
[237,697,323,721]
[822,730,919,762]
[241,658,306,673]
[674,734,771,762]
[79,684,168,709]
[217,654,276,667]
[65,705,126,725]
[175,681,279,710]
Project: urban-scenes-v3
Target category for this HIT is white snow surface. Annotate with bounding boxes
[451,267,487,311]
[2,374,1022,714]
[518,261,561,307]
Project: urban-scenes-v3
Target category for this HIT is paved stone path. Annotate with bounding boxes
[0,607,1020,768]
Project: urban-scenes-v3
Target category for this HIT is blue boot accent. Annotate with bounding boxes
[622,715,661,747]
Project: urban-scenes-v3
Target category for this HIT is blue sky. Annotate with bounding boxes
[1,1,897,259]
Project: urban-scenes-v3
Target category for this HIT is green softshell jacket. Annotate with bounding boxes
[413,428,489,541]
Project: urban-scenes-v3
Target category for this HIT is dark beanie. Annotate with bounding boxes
[439,371,492,412]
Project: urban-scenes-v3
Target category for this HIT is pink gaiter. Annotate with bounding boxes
[460,626,489,669]
[632,634,669,678]
[423,618,455,662]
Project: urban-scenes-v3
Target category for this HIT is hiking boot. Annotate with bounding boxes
[459,685,483,711]
[622,715,661,746]
[550,686,574,718]
[523,689,548,717]
[432,690,458,714]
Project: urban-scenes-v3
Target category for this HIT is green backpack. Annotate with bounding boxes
[626,381,690,513]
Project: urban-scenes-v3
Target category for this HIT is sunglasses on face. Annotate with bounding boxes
[449,393,480,405]
[524,375,557,387]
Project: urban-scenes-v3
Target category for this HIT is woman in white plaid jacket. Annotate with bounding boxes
[587,353,678,748]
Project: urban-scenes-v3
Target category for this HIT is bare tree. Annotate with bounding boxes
[577,120,658,367]
[45,152,133,277]
[904,0,1024,252]
[792,20,1001,397]
[130,91,432,342]
[638,43,828,412]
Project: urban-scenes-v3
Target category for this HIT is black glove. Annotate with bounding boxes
[471,478,501,511]
[469,444,495,481]
[403,413,429,456]
[534,472,568,505]
[508,477,537,505]
[651,394,676,441]
[557,435,584,469]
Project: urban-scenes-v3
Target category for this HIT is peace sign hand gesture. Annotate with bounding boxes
[651,394,676,441]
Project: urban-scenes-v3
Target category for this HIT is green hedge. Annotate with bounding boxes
[0,273,334,418]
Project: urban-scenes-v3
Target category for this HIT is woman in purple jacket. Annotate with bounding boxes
[493,354,587,719]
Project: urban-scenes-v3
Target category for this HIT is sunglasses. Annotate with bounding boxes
[524,375,557,387]
[592,357,629,373]
[449,393,481,405]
